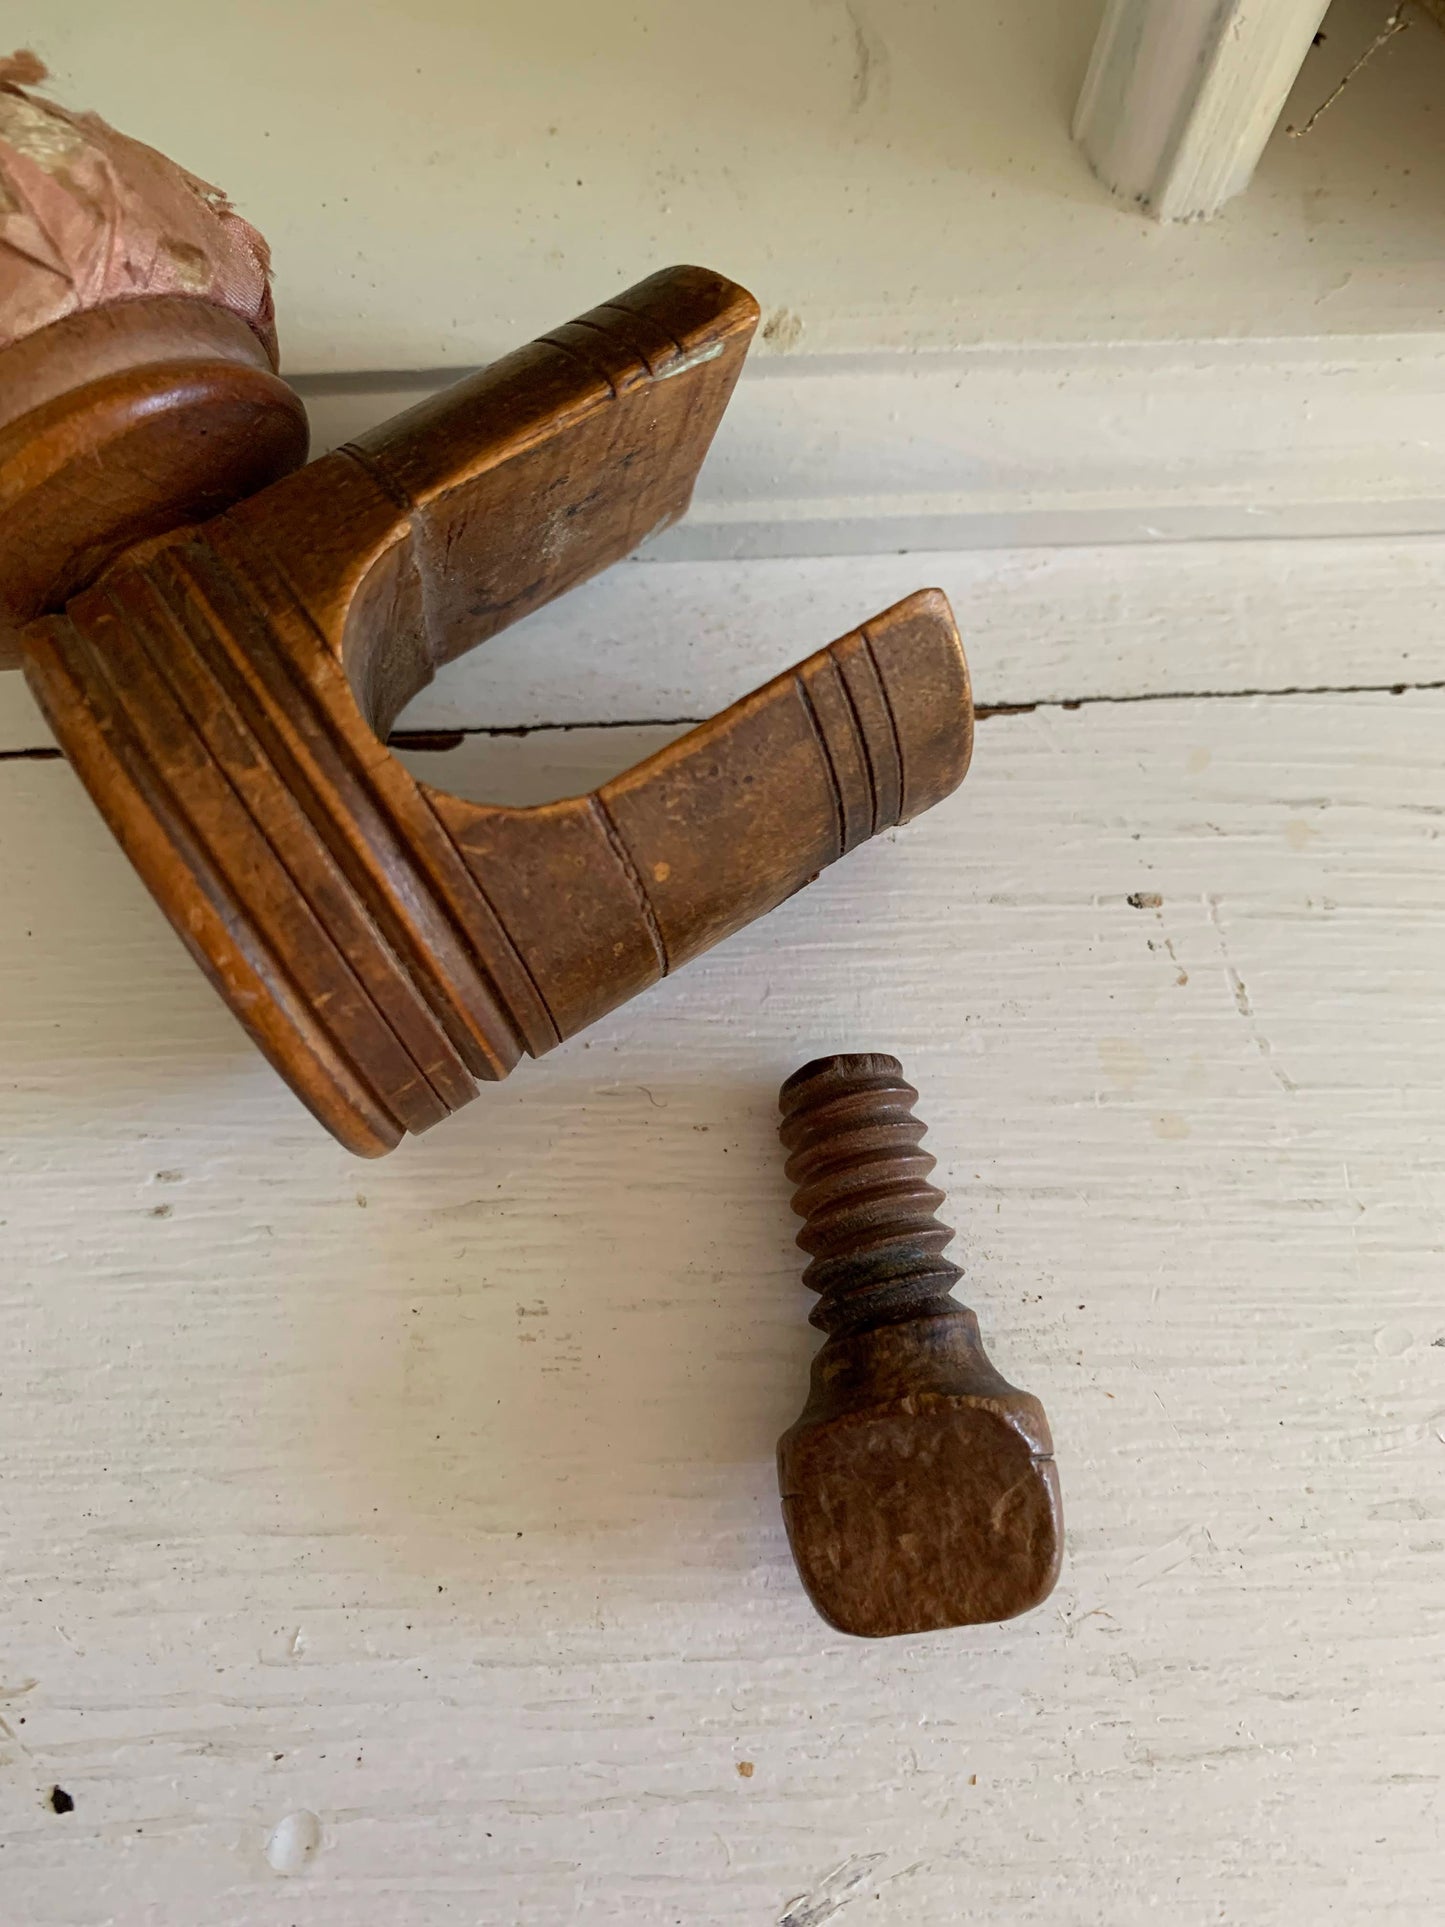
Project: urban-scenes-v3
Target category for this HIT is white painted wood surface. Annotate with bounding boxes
[29,0,1445,367]
[2,536,1444,1922]
[6,533,1445,755]
[27,1,1445,553]
[292,333,1445,556]
[1074,0,1331,221]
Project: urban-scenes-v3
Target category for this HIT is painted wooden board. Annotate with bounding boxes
[5,533,1445,754]
[1,687,1442,1924]
[31,0,1445,367]
[1074,0,1330,222]
[26,4,1445,554]
[292,335,1445,556]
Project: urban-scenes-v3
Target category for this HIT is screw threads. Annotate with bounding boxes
[778,1053,961,1335]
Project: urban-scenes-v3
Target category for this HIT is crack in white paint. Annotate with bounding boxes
[1206,894,1297,1092]
[779,1854,886,1926]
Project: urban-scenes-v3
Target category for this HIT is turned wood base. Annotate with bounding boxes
[0,298,307,668]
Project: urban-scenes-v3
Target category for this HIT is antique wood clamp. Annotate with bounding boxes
[0,66,975,1155]
[3,60,1056,1640]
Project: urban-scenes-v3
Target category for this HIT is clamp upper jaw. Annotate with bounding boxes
[5,266,973,1153]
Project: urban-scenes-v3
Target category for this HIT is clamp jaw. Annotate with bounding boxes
[8,267,973,1153]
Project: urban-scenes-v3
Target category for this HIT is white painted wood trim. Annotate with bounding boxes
[290,332,1445,560]
[35,0,1445,367]
[1074,0,1331,221]
[3,683,1444,1922]
[6,532,1445,753]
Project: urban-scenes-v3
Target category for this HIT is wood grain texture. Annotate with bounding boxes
[1,684,1442,1922]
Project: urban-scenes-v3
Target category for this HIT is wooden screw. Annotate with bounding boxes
[776,1054,1062,1637]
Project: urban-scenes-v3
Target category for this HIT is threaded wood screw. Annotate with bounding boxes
[776,1054,1062,1637]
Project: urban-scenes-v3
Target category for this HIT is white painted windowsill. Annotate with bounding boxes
[3,534,1444,1923]
[4,4,1445,1919]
